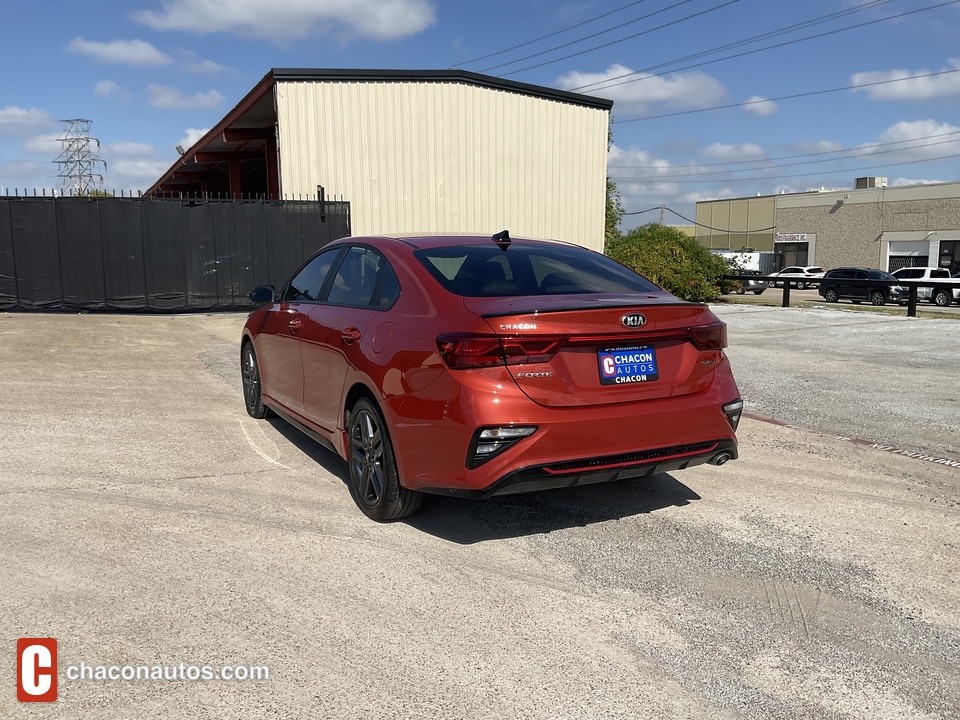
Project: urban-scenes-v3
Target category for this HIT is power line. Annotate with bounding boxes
[570,0,895,92]
[617,150,960,184]
[479,0,698,73]
[453,0,651,68]
[622,206,661,216]
[612,136,960,181]
[613,67,960,123]
[665,208,775,232]
[498,0,741,78]
[609,129,960,170]
[580,0,960,95]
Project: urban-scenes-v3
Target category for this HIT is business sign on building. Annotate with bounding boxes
[775,233,808,243]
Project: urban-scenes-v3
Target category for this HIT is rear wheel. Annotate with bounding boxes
[933,289,952,307]
[347,397,422,521]
[824,288,839,303]
[241,343,273,419]
[797,282,807,290]
[752,290,764,295]
[869,290,886,306]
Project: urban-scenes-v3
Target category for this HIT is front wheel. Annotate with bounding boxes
[824,288,839,303]
[933,289,952,307]
[796,282,807,290]
[869,290,886,306]
[347,398,423,521]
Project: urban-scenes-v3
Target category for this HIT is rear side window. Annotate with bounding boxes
[866,270,896,280]
[327,246,400,309]
[414,244,659,297]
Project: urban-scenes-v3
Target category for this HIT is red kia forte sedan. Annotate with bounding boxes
[241,233,742,521]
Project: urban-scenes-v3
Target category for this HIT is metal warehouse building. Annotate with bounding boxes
[696,178,960,274]
[147,68,613,250]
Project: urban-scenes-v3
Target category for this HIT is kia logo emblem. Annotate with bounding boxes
[621,313,646,328]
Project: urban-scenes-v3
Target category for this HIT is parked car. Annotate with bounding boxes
[891,267,960,306]
[818,267,906,306]
[767,266,825,289]
[241,233,742,521]
[734,270,766,295]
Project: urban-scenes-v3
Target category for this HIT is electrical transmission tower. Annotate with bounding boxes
[55,119,107,196]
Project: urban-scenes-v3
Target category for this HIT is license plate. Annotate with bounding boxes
[597,346,659,385]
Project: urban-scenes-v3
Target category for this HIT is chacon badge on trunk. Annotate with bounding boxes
[621,313,646,328]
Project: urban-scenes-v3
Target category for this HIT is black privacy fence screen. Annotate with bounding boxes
[0,196,351,311]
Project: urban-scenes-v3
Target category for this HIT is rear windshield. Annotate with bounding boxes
[413,244,660,297]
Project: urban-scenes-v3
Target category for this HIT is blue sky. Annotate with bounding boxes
[3,0,960,229]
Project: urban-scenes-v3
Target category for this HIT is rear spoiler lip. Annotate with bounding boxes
[478,300,696,319]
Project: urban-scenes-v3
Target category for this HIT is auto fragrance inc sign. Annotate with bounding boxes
[775,233,809,243]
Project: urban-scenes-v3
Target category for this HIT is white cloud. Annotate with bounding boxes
[24,134,60,154]
[851,120,960,162]
[0,161,42,179]
[0,106,54,135]
[176,49,228,75]
[147,84,224,110]
[741,96,778,117]
[66,37,173,65]
[134,0,436,42]
[702,143,765,161]
[851,58,960,100]
[110,159,172,180]
[891,177,946,187]
[105,142,156,157]
[94,80,130,99]
[557,64,727,114]
[178,128,210,149]
[792,140,844,154]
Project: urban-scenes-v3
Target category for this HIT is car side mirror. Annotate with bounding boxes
[249,285,276,304]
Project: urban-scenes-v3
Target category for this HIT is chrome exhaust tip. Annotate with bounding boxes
[712,452,732,466]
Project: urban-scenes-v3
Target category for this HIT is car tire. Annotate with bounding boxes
[869,290,886,306]
[347,397,423,521]
[797,282,806,290]
[933,289,952,307]
[824,288,839,303]
[753,290,764,295]
[736,286,745,295]
[241,342,273,419]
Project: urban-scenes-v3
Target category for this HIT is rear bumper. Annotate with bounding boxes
[418,439,737,499]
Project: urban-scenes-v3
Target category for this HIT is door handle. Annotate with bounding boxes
[341,327,362,344]
[288,317,303,332]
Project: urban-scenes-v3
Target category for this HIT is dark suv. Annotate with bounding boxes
[818,268,906,306]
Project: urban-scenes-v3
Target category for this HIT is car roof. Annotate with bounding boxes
[341,234,581,251]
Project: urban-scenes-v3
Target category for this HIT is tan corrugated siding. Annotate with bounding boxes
[275,80,609,250]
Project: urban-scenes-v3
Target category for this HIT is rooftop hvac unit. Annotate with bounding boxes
[855,176,888,189]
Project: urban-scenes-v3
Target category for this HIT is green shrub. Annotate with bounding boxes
[605,224,735,302]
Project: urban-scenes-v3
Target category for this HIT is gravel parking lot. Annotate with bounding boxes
[1,309,958,719]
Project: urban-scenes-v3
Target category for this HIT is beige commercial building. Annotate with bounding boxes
[696,179,960,274]
[147,69,613,251]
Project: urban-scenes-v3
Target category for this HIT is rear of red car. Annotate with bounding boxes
[382,236,742,497]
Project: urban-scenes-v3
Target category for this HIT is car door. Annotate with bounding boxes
[301,246,400,433]
[852,270,870,301]
[256,247,342,416]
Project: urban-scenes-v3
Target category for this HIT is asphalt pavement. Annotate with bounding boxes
[1,310,957,719]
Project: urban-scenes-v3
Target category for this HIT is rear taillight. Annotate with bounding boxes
[687,321,727,350]
[437,334,566,369]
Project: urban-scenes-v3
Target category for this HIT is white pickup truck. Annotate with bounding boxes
[891,267,960,306]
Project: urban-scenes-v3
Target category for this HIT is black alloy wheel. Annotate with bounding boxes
[347,397,422,521]
[241,343,272,419]
[824,288,839,303]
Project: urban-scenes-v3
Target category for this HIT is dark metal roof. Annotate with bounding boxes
[271,68,614,110]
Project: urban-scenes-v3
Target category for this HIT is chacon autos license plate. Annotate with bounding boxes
[597,345,659,385]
